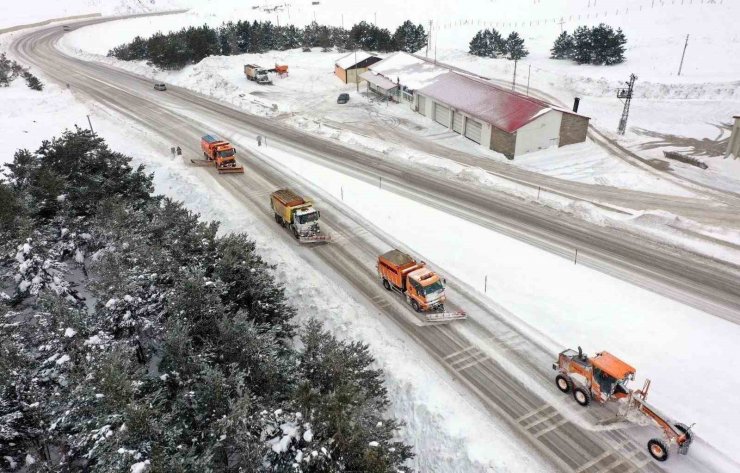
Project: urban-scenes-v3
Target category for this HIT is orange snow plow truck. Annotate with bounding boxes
[192,134,244,174]
[377,249,465,323]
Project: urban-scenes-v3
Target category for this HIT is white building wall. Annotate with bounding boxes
[514,110,562,156]
[480,122,492,149]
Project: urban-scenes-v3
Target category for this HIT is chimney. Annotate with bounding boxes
[573,97,581,113]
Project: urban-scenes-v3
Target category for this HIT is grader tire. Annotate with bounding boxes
[382,279,391,291]
[648,438,669,462]
[555,375,573,394]
[411,299,421,312]
[573,387,591,407]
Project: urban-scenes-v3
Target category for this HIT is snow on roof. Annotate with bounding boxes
[335,51,375,69]
[418,72,583,133]
[367,52,450,91]
[360,71,397,90]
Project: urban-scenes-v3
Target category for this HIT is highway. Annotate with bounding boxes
[9,15,740,472]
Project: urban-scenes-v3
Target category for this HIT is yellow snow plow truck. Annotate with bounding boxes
[270,189,331,243]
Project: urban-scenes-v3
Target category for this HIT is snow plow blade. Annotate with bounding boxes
[298,234,332,244]
[423,311,467,324]
[190,158,215,167]
[217,166,245,174]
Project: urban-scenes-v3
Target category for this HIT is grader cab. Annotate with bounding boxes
[553,347,693,462]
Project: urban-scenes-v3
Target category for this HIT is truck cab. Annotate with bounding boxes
[377,250,447,312]
[293,207,321,235]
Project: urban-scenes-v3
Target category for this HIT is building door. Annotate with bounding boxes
[433,102,450,127]
[464,118,482,143]
[417,95,426,116]
[452,112,464,134]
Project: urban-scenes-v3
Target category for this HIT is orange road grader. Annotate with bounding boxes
[553,347,693,462]
[191,134,244,174]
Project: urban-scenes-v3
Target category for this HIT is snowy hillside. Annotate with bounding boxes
[0,0,180,29]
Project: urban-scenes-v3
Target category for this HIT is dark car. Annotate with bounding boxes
[62,25,71,32]
[154,83,167,91]
[337,93,350,104]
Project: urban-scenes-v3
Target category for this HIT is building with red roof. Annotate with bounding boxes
[365,52,590,158]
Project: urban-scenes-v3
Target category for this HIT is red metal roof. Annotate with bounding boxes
[418,72,578,133]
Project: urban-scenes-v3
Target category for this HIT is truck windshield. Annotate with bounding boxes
[297,212,319,224]
[420,281,444,296]
[219,149,235,158]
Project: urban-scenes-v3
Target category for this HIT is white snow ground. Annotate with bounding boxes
[0,46,551,473]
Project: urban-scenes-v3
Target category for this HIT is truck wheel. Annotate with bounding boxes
[555,375,573,394]
[274,214,281,224]
[647,438,669,462]
[382,279,391,291]
[292,226,299,239]
[573,387,591,407]
[411,299,421,312]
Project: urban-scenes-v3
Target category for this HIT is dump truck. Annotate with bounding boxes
[191,134,244,174]
[553,347,693,462]
[377,250,466,323]
[244,64,272,85]
[270,189,330,243]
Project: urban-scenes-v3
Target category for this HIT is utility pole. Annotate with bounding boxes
[617,73,637,135]
[557,17,565,32]
[677,34,689,76]
[374,12,377,25]
[526,64,531,96]
[426,19,432,58]
[86,115,94,133]
[511,59,518,91]
[355,49,359,92]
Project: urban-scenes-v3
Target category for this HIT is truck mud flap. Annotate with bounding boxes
[298,234,332,244]
[217,166,245,174]
[423,311,467,324]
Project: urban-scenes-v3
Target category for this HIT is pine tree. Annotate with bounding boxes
[603,26,627,65]
[506,31,528,60]
[550,31,574,59]
[488,28,506,56]
[393,20,426,53]
[572,25,593,64]
[469,30,488,57]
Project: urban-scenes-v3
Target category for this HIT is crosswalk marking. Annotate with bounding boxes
[533,417,569,438]
[574,440,630,473]
[516,404,552,423]
[443,346,477,361]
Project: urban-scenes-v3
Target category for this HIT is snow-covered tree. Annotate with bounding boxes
[505,31,529,60]
[550,31,575,59]
[392,20,427,53]
[0,130,414,472]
